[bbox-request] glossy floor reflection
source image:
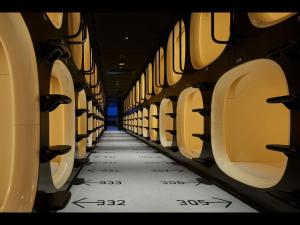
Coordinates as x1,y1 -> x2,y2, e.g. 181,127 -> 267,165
60,130 -> 256,212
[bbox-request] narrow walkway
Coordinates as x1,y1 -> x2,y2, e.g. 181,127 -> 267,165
60,131 -> 256,212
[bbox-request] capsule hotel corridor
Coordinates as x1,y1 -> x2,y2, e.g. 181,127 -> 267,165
2,11 -> 300,214
60,130 -> 255,212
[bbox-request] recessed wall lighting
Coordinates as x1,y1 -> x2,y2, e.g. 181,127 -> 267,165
119,62 -> 125,66
125,36 -> 129,40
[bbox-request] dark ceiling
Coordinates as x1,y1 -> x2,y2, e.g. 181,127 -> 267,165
94,13 -> 177,101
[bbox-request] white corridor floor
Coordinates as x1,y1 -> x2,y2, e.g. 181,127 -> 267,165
60,130 -> 256,212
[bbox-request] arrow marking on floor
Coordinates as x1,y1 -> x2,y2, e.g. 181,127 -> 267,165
201,197 -> 232,208
195,177 -> 213,185
151,169 -> 184,173
83,180 -> 122,186
177,198 -> 232,208
182,180 -> 201,185
93,155 -> 116,158
87,169 -> 120,173
73,198 -> 96,208
160,178 -> 208,186
183,178 -> 213,186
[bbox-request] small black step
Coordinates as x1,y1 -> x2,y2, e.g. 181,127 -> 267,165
76,134 -> 89,142
266,95 -> 300,110
34,190 -> 71,212
40,95 -> 72,112
151,128 -> 159,131
40,145 -> 72,163
76,109 -> 89,117
192,108 -> 211,116
39,40 -> 70,63
74,82 -> 89,92
165,113 -> 176,118
165,129 -> 176,135
192,133 -> 211,142
152,115 -> 159,119
87,113 -> 95,118
266,144 -> 300,157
